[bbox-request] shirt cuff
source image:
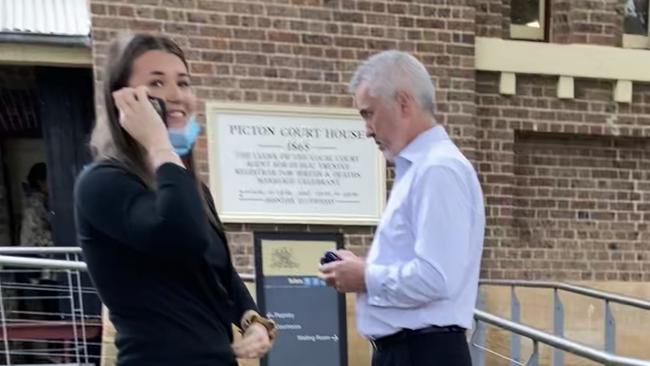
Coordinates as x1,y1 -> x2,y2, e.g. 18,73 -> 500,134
365,263 -> 390,306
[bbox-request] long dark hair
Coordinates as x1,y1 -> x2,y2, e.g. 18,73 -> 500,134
91,33 -> 218,227
27,162 -> 47,191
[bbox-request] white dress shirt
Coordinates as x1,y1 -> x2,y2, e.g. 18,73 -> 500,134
356,125 -> 485,338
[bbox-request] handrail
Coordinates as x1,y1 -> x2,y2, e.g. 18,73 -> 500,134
0,255 -> 649,364
1,256 -> 647,311
0,254 -> 255,281
0,247 -> 83,255
474,310 -> 650,366
0,255 -> 86,271
480,279 -> 650,311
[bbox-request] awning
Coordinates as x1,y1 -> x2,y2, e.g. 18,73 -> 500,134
0,0 -> 90,45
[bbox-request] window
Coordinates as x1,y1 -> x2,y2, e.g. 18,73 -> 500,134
623,0 -> 650,48
510,0 -> 546,41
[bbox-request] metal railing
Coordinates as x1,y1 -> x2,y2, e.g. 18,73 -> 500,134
0,247 -> 98,365
471,310 -> 650,366
0,255 -> 87,271
1,249 -> 649,366
0,248 -> 83,256
478,279 -> 650,366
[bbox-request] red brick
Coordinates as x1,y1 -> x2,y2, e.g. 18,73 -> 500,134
161,0 -> 196,8
269,31 -> 299,43
90,3 -> 106,15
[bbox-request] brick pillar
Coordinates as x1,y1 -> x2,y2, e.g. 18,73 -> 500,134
551,0 -> 624,46
477,0 -> 507,38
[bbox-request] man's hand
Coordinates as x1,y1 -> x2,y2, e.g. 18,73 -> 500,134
318,250 -> 366,293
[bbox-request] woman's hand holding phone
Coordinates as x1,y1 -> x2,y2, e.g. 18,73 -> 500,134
112,86 -> 183,169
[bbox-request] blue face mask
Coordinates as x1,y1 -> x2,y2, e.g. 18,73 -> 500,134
168,117 -> 201,156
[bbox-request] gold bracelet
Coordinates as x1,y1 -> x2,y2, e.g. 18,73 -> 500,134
241,310 -> 277,341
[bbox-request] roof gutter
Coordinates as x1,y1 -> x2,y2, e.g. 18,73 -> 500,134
0,33 -> 90,47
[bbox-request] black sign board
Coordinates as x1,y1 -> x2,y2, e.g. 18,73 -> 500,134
254,232 -> 347,366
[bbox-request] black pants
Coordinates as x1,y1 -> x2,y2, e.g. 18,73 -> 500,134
371,331 -> 472,366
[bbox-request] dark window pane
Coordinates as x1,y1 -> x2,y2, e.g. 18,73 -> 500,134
511,0 -> 541,26
624,0 -> 649,35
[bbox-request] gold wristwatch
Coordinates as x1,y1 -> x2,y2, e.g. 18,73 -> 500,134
241,310 -> 277,341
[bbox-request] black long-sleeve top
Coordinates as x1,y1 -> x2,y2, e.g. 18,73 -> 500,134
74,161 -> 257,366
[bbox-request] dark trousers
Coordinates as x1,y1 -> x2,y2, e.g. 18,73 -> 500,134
371,331 -> 472,366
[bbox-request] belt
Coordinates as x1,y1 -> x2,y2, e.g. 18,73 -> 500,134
369,325 -> 466,351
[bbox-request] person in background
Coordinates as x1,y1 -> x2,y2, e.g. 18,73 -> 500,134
20,162 -> 52,248
74,33 -> 275,366
320,50 -> 485,366
14,162 -> 56,361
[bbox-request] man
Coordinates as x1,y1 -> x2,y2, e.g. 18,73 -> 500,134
319,50 -> 485,366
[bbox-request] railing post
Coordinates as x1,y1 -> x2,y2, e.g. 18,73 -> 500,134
71,253 -> 89,363
605,300 -> 616,354
0,280 -> 11,365
511,286 -> 521,366
470,319 -> 486,366
471,290 -> 486,366
553,288 -> 565,366
526,340 -> 539,366
476,286 -> 485,311
65,253 -> 81,363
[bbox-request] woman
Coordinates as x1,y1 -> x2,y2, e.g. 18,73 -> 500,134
75,34 -> 275,366
20,162 -> 52,248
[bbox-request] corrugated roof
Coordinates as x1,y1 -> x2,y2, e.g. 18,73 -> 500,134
0,87 -> 40,136
0,0 -> 90,37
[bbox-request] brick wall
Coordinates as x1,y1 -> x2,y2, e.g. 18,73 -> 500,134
477,72 -> 650,280
474,0 -> 650,280
476,0 -> 506,38
476,0 -> 624,45
474,0 -> 513,39
89,0 -> 650,281
513,132 -> 649,281
550,0 -> 623,46
89,0 -> 477,273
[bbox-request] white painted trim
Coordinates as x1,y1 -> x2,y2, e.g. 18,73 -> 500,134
476,37 -> 650,83
510,24 -> 544,40
0,43 -> 91,67
614,80 -> 633,103
557,76 -> 574,99
499,72 -> 516,95
622,34 -> 649,49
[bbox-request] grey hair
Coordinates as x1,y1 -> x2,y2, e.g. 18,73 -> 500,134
348,50 -> 436,116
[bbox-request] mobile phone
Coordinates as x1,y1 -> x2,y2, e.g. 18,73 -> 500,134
320,251 -> 341,265
148,96 -> 167,125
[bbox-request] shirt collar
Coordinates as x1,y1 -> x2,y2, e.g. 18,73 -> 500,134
392,125 -> 448,182
396,125 -> 449,165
